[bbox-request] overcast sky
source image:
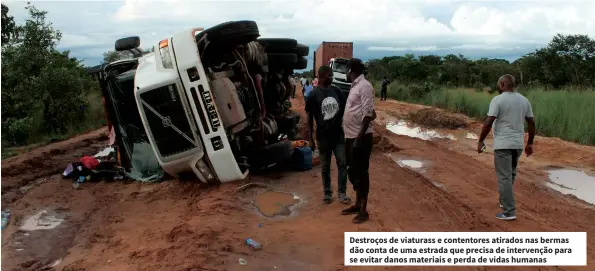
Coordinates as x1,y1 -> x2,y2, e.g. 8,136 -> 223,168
4,0 -> 595,70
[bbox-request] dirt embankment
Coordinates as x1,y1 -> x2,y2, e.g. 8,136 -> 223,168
1,91 -> 594,271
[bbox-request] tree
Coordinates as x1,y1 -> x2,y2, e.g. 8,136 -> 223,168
1,4 -> 16,44
365,34 -> 595,89
1,3 -> 97,145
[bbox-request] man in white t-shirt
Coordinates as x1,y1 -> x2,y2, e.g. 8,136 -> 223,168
477,74 -> 536,221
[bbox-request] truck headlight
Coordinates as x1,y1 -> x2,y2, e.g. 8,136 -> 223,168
195,159 -> 214,181
158,39 -> 173,69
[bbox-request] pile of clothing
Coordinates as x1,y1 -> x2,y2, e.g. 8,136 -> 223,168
62,147 -> 126,186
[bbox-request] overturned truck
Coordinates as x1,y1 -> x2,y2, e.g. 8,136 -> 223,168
89,21 -> 309,183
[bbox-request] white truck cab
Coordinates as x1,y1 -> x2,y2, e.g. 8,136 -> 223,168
117,21 -> 309,184
329,57 -> 352,93
134,28 -> 246,183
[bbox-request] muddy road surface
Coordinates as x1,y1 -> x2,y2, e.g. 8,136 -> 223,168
1,91 -> 594,271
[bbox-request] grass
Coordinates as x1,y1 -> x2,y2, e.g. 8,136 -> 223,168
376,82 -> 595,146
1,90 -> 107,159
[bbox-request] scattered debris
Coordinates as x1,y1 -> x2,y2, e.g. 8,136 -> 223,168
94,147 -> 115,159
238,258 -> 248,265
245,238 -> 262,250
2,210 -> 11,230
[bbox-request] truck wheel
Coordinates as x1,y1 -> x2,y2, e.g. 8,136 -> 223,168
258,38 -> 298,53
276,110 -> 300,134
294,57 -> 307,70
198,20 -> 260,47
296,44 -> 309,57
248,140 -> 294,169
267,53 -> 298,69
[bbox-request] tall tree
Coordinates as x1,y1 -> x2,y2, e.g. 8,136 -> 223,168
1,3 -> 95,145
1,4 -> 16,44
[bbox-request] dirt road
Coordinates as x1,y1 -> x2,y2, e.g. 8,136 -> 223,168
1,90 -> 594,271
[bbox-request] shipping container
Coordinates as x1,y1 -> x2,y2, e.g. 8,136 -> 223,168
313,42 -> 353,77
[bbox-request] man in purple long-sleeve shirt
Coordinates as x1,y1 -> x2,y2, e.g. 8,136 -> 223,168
341,58 -> 375,224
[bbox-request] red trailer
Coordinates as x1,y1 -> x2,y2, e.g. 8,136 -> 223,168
313,42 -> 353,76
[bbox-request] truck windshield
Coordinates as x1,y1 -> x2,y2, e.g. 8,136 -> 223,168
333,61 -> 348,73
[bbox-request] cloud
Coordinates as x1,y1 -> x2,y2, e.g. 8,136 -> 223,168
3,0 -> 595,68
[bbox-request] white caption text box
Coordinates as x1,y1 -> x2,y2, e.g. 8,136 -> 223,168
344,232 -> 587,266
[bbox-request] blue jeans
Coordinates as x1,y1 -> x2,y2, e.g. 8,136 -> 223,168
318,139 -> 348,196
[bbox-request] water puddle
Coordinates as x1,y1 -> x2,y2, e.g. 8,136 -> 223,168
545,169 -> 595,204
20,209 -> 65,231
466,132 -> 479,140
398,160 -> 423,169
253,191 -> 300,217
386,121 -> 456,141
386,154 -> 429,175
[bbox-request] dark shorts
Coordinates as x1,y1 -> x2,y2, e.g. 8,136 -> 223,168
345,133 -> 373,196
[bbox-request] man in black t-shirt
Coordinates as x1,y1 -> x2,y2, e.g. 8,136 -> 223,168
306,66 -> 351,205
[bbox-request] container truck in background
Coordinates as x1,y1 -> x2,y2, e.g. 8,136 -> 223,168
313,42 -> 353,93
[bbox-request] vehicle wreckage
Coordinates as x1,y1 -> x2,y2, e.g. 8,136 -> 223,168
88,21 -> 309,183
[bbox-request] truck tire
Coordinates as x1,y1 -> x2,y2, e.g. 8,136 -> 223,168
295,57 -> 307,70
296,44 -> 309,57
267,53 -> 298,69
198,20 -> 260,47
248,140 -> 294,169
258,38 -> 298,53
275,110 -> 300,134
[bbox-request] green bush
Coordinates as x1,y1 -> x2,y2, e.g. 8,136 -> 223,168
1,3 -> 104,148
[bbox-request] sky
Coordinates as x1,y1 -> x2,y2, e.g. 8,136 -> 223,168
4,0 -> 595,70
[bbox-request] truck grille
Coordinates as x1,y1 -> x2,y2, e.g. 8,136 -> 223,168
139,84 -> 197,158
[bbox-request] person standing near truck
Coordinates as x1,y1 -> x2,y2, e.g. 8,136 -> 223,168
306,66 -> 351,205
341,58 -> 375,224
303,80 -> 313,101
290,76 -> 297,98
477,74 -> 535,221
300,77 -> 307,87
380,76 -> 390,101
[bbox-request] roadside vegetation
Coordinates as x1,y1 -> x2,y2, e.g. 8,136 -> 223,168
0,4 -> 153,159
1,3 -> 105,158
367,34 -> 595,146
